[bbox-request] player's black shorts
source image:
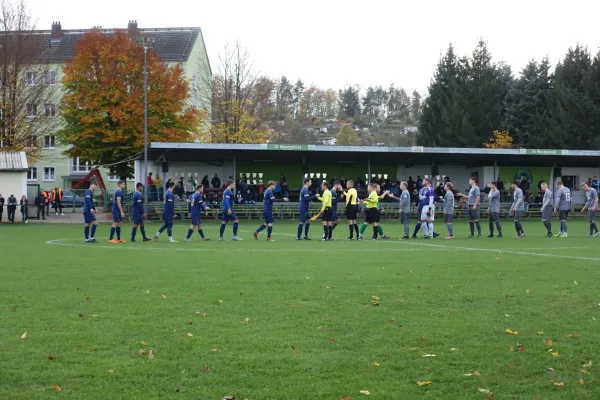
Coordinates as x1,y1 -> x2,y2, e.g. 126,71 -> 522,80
322,207 -> 333,222
366,208 -> 378,224
488,211 -> 499,223
345,205 -> 358,220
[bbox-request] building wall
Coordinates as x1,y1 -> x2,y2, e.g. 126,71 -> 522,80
395,165 -> 484,192
0,171 -> 27,222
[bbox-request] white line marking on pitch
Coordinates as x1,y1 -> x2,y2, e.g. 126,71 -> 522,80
396,240 -> 600,261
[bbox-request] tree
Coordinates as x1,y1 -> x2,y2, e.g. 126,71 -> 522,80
483,129 -> 513,148
336,124 -> 360,145
0,0 -> 58,161
339,85 -> 361,117
59,30 -> 202,179
210,100 -> 269,143
409,90 -> 421,124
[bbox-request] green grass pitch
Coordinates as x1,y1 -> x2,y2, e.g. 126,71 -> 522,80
1,220 -> 600,399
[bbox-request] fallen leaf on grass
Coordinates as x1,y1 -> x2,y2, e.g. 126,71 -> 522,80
537,331 -> 544,335
449,348 -> 459,351
138,349 -> 146,355
417,381 -> 432,386
552,352 -> 559,357
583,360 -> 593,368
396,298 -> 405,303
574,280 -> 577,285
580,369 -> 591,374
546,368 -> 555,372
545,339 -> 553,346
371,296 -> 380,302
567,333 -> 579,338
210,348 -> 217,352
161,294 -> 167,299
509,345 -> 515,352
422,354 -> 436,358
478,388 -> 492,394
526,290 -> 531,294
218,300 -> 223,304
372,362 -> 380,367
518,344 -> 526,353
242,318 -> 249,323
140,340 -> 148,347
359,390 -> 371,396
51,384 -> 62,392
579,378 -> 585,385
188,321 -> 193,325
108,369 -> 113,374
408,347 -> 417,351
10,306 -> 16,311
20,332 -> 27,339
505,329 -> 519,335
342,397 -> 352,400
48,355 -> 54,360
464,370 -> 481,376
550,380 -> 564,387
78,313 -> 86,318
146,290 -> 150,294
186,333 -> 193,337
148,349 -> 154,360
203,363 -> 211,373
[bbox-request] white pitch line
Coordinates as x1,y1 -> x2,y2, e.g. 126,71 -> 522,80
396,240 -> 600,261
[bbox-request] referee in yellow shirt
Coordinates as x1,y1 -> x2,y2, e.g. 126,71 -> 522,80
312,181 -> 333,241
343,180 -> 359,240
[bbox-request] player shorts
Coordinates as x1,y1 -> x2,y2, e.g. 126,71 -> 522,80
83,212 -> 96,224
488,211 -> 500,223
191,213 -> 201,226
559,210 -> 569,220
331,209 -> 338,221
322,207 -> 333,222
588,210 -> 596,222
513,210 -> 524,222
222,210 -> 238,222
467,208 -> 480,221
112,210 -> 122,223
345,205 -> 358,220
299,210 -> 310,223
134,213 -> 144,224
421,205 -> 435,221
400,211 -> 409,224
366,208 -> 378,224
444,213 -> 453,223
263,211 -> 274,224
541,208 -> 553,222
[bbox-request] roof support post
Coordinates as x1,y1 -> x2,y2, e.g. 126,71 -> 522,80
367,157 -> 371,185
232,155 -> 237,196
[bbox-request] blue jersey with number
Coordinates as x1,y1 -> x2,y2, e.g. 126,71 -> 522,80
299,187 -> 313,211
133,191 -> 143,216
83,189 -> 95,213
191,192 -> 203,215
112,189 -> 122,213
163,190 -> 174,216
222,188 -> 233,212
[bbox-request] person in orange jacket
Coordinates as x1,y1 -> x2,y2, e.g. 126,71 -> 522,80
52,186 -> 64,215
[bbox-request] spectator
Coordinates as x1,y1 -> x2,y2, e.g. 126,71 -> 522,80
52,186 -> 64,216
340,176 -> 347,189
256,180 -> 266,201
147,172 -> 153,186
411,189 -> 419,206
185,180 -> 194,197
586,177 -> 592,187
519,176 -> 530,192
593,176 -> 599,190
444,176 -> 451,184
534,192 -> 543,205
173,183 -> 184,200
235,190 -> 243,203
7,194 -> 16,223
408,176 -> 415,192
211,174 -> 221,189
20,195 -> 28,224
282,182 -> 289,199
280,174 -> 287,186
496,178 -> 503,191
0,193 -> 4,223
416,176 -> 423,190
43,189 -> 51,215
202,175 -> 210,188
274,181 -> 282,198
35,192 -> 46,220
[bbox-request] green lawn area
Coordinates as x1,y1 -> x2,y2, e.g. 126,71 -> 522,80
1,219 -> 600,399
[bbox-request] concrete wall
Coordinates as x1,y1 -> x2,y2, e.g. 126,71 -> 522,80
395,165 -> 485,192
0,171 -> 27,222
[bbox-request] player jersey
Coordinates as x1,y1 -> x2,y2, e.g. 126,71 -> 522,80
320,189 -> 332,211
222,188 -> 233,212
541,189 -> 553,210
421,186 -> 435,206
344,188 -> 357,205
264,188 -> 276,213
133,191 -> 143,215
555,187 -> 571,211
112,188 -> 122,213
163,190 -> 174,216
488,189 -> 500,213
443,191 -> 455,214
586,188 -> 598,209
83,189 -> 95,213
364,191 -> 379,208
330,189 -> 338,209
299,187 -> 313,210
191,192 -> 203,215
468,185 -> 480,206
399,189 -> 410,212
512,188 -> 524,211
417,187 -> 426,207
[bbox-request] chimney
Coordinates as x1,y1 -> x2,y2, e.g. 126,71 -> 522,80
51,21 -> 63,40
128,20 -> 139,37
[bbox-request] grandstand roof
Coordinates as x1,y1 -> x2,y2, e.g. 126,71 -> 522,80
146,143 -> 600,167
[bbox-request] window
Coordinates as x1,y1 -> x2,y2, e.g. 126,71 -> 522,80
25,72 -> 37,86
26,103 -> 37,117
71,157 -> 92,173
43,167 -> 55,181
562,175 -> 578,190
45,104 -> 56,117
43,70 -> 57,85
43,135 -> 56,149
27,167 -> 37,181
109,175 -> 119,181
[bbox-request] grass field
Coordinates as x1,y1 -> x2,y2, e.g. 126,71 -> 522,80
1,219 -> 600,399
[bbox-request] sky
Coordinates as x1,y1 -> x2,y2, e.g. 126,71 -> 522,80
26,0 -> 600,95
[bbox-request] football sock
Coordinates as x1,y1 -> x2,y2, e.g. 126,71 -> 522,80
219,224 -> 226,237
323,225 -> 328,237
469,223 -> 474,236
187,229 -> 194,239
84,226 -> 90,240
298,224 -> 304,238
448,223 -> 453,236
489,222 -> 494,235
428,223 -> 434,235
132,227 -> 137,240
354,224 -> 359,237
140,226 -> 146,238
304,223 -> 310,236
110,227 -> 115,240
421,222 -> 429,236
328,226 -> 333,240
348,225 -> 354,238
590,223 -> 595,235
116,227 -> 121,240
267,226 -> 273,238
331,222 -> 337,231
404,222 -> 410,237
256,224 -> 266,233
359,223 -> 367,235
372,225 -> 378,239
475,222 -> 481,235
90,225 -> 97,238
495,222 -> 502,235
198,229 -> 205,238
413,223 -> 421,236
378,226 -> 384,236
233,222 -> 239,236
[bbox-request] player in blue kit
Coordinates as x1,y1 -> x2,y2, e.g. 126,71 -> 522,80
109,180 -> 126,243
83,181 -> 98,243
186,184 -> 211,241
220,180 -> 242,241
297,178 -> 316,240
254,181 -> 288,241
420,178 -> 436,239
154,181 -> 177,242
131,182 -> 151,242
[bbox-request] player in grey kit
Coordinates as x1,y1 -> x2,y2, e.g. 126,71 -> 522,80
388,181 -> 411,239
443,182 -> 455,239
553,180 -> 571,237
459,177 -> 481,238
509,181 -> 526,238
487,181 -> 503,237
580,183 -> 599,237
540,182 -> 554,237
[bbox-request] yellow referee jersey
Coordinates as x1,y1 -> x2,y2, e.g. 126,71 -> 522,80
320,190 -> 332,211
344,188 -> 358,205
363,191 -> 379,208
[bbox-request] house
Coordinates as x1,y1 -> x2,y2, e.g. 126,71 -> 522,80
19,21 -> 211,189
0,152 -> 28,221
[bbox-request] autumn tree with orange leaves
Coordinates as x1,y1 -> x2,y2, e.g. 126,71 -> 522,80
59,31 -> 205,179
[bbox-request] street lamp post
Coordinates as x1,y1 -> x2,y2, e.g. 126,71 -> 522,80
135,36 -> 155,210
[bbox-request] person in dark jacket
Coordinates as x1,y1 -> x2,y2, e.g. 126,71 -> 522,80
20,195 -> 28,224
7,194 -> 17,223
0,193 -> 4,222
35,192 -> 46,220
211,174 -> 221,189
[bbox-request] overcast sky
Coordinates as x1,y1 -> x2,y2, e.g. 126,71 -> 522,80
27,0 -> 600,95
